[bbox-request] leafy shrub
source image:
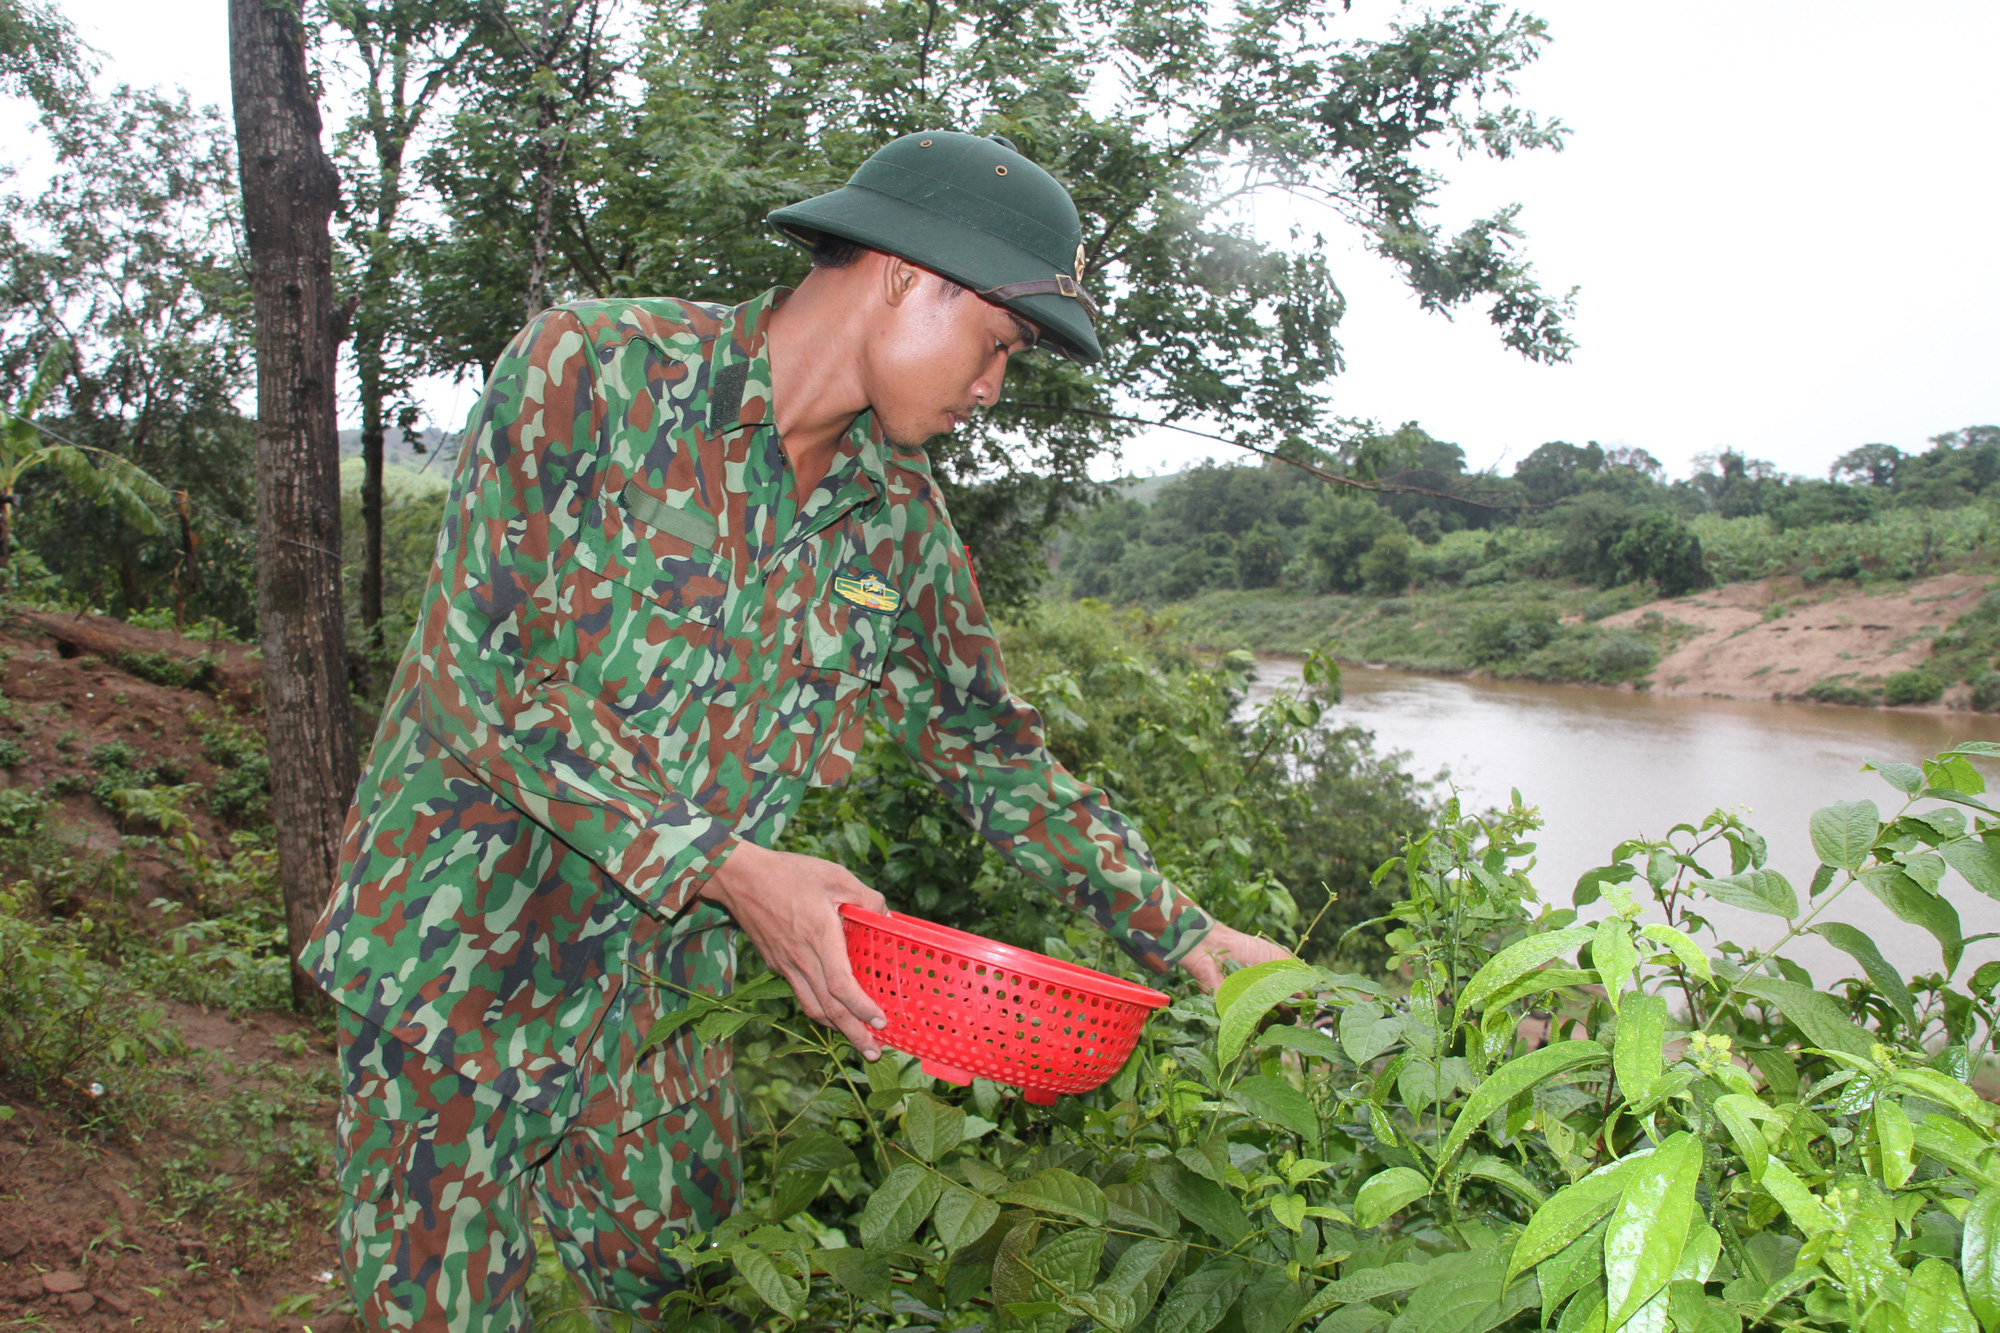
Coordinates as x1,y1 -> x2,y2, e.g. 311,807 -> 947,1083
108,649 -> 217,691
1468,604 -> 1560,662
1609,510 -> 1709,595
664,744 -> 2000,1333
1883,667 -> 1945,705
1358,532 -> 1414,595
1589,630 -> 1657,679
1971,672 -> 2000,711
0,883 -> 178,1111
0,736 -> 24,769
193,707 -> 270,827
1805,676 -> 1881,706
0,788 -> 45,839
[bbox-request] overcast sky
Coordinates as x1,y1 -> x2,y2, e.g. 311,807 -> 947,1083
25,1 -> 2000,483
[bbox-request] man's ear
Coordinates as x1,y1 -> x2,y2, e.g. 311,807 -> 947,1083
879,254 -> 923,308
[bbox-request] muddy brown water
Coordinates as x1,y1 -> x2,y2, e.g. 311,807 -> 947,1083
1246,658 -> 2000,984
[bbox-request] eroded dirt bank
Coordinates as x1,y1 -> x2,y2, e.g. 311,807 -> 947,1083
1601,572 -> 1988,702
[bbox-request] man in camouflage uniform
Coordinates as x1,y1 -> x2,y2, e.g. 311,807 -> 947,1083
309,130 -> 1286,1331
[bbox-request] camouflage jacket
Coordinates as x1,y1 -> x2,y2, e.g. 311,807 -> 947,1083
306,289 -> 1214,1123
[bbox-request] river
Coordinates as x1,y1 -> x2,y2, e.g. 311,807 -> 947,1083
1246,658 -> 2000,983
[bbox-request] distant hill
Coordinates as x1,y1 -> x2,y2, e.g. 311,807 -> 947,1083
336,426 -> 459,469
1105,472 -> 1187,505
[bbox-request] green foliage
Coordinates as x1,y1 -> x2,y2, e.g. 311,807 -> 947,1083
192,707 -> 271,828
1971,673 -> 2000,712
411,0 -> 1573,599
1883,669 -> 1945,706
660,743 -> 2000,1333
0,881 -> 179,1113
1805,676 -> 1883,707
0,85 -> 258,631
151,1057 -> 337,1271
784,601 -> 1431,956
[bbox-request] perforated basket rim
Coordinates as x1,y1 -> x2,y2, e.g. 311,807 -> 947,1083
838,904 -> 1170,1010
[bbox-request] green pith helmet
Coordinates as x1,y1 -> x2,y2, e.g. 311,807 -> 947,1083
768,131 -> 1102,364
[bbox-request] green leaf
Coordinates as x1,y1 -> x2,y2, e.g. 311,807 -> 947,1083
1341,1003 -> 1405,1063
1604,1133 -> 1702,1333
1269,1192 -> 1308,1232
1757,1159 -> 1833,1235
1942,837 -> 2000,902
1465,1155 -> 1547,1206
1928,754 -> 1990,795
1099,1238 -> 1183,1330
1299,1262 -> 1430,1321
1875,1098 -> 1915,1189
1228,1074 -> 1320,1145
1964,1185 -> 2000,1333
1893,1068 -> 1995,1124
1712,1094 -> 1782,1183
1595,919 -> 1640,1012
1435,1040 -> 1612,1176
1861,866 -> 1965,972
1036,1227 -> 1107,1296
1390,1246 -> 1537,1333
992,1220 -> 1045,1306
997,1168 -> 1109,1225
1811,800 -> 1882,871
1916,1116 -> 2000,1186
858,1161 -> 944,1248
1216,959 -> 1322,1065
768,1168 -> 828,1222
693,1007 -> 759,1043
732,1244 -> 805,1321
1614,993 -> 1668,1105
1105,1181 -> 1179,1237
1734,979 -> 1875,1059
1151,1160 -> 1251,1244
1257,1022 -> 1346,1063
1508,1159 -> 1641,1286
774,1131 -> 856,1175
640,1008 -> 700,1053
1637,924 -> 1712,984
1811,923 -> 1919,1030
1355,1166 -> 1430,1229
934,1182 -> 1001,1253
904,1091 -> 966,1162
1457,926 -> 1593,1016
1870,759 -> 1927,795
1691,869 -> 1798,919
1539,1225 -> 1607,1324
1154,1255 -> 1252,1333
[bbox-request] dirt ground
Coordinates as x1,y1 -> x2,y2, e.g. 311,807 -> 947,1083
0,610 -> 351,1331
0,1005 -> 347,1332
1601,572 -> 1990,702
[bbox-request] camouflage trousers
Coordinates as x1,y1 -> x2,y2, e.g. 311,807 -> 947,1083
334,1009 -> 740,1332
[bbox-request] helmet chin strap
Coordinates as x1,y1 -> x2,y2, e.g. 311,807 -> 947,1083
976,274 -> 1100,320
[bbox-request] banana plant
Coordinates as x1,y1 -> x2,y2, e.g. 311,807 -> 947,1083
0,341 -> 171,567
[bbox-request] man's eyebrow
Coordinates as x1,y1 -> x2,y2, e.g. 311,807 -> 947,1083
1006,313 -> 1039,349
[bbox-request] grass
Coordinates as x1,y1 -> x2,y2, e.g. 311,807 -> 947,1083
1156,581 -> 1674,685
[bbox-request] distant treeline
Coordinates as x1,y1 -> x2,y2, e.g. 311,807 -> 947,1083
1056,423 -> 2000,604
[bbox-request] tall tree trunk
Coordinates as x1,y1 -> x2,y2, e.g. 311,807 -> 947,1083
229,0 -> 360,1015
357,336 -> 386,647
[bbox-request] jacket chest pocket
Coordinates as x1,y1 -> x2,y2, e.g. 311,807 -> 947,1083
570,533 -> 732,718
799,599 -> 888,684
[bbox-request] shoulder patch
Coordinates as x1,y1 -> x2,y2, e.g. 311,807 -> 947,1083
708,359 -> 749,433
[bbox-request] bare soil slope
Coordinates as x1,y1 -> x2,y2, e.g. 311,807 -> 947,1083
1601,572 -> 1988,701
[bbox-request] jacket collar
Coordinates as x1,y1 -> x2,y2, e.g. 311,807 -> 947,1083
707,287 -> 886,497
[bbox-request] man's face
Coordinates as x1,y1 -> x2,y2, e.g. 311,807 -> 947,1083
864,264 -> 1040,449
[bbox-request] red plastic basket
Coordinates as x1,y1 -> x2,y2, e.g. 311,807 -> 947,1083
839,904 -> 1170,1104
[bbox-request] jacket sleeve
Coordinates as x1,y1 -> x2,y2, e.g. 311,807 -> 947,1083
411,308 -> 737,915
872,522 -> 1215,974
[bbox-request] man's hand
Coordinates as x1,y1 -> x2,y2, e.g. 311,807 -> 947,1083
1176,922 -> 1295,993
699,843 -> 889,1058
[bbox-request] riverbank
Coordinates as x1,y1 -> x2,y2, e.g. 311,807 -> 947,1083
1159,567 -> 2000,706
